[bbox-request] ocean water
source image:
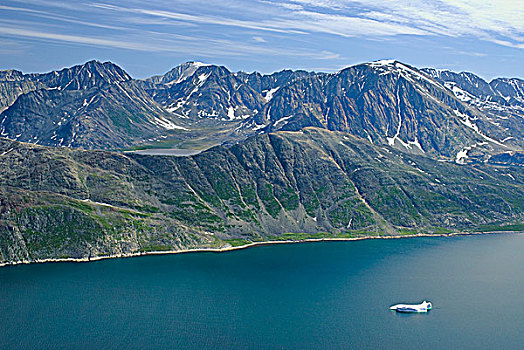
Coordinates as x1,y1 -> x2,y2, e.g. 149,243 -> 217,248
1,233 -> 524,349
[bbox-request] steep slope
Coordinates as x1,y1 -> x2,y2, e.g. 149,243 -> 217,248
0,70 -> 46,113
145,62 -> 265,121
1,60 -> 522,159
235,69 -> 317,99
422,68 -> 524,107
136,62 -> 321,150
490,78 -> 524,106
244,60 -> 521,162
422,68 -> 524,150
1,129 -> 522,264
0,61 -> 188,149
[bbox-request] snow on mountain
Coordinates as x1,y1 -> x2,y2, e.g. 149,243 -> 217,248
162,61 -> 211,86
1,59 -> 522,159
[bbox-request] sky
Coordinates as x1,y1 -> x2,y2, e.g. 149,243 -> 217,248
0,0 -> 523,80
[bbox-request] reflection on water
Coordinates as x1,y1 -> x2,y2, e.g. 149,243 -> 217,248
391,310 -> 432,318
125,148 -> 203,156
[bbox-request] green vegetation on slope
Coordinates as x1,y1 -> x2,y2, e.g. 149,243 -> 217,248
0,128 -> 523,264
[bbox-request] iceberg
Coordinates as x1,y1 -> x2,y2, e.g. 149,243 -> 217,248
389,301 -> 432,313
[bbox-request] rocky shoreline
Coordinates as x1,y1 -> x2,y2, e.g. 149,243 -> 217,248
2,230 -> 517,268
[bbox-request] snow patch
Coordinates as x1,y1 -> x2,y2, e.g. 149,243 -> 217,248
263,87 -> 279,101
456,148 -> 469,164
364,130 -> 373,144
82,95 -> 96,108
166,62 -> 210,85
368,59 -> 395,66
81,199 -> 119,209
386,88 -> 403,146
407,138 -> 425,153
227,106 -> 235,120
455,142 -> 488,164
152,117 -> 188,130
252,123 -> 268,131
198,72 -> 209,84
368,61 -> 443,89
395,62 -> 442,88
385,87 -> 425,153
445,82 -> 473,102
453,110 -> 504,146
274,115 -> 293,127
414,167 -> 427,175
0,148 -> 14,156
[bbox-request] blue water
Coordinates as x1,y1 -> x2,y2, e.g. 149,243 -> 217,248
1,233 -> 524,349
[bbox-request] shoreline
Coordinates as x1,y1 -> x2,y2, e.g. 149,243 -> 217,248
1,231 -> 522,268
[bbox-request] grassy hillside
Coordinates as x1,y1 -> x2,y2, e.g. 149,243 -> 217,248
1,128 -> 523,264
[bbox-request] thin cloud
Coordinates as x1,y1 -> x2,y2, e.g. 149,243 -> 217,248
90,3 -> 309,34
0,4 -> 52,14
0,26 -> 166,51
279,0 -> 524,47
0,39 -> 28,55
91,2 -> 431,37
0,24 -> 344,61
6,1 -> 521,50
1,0 -> 521,79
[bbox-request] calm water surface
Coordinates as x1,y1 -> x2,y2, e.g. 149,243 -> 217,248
126,148 -> 202,156
1,233 -> 523,349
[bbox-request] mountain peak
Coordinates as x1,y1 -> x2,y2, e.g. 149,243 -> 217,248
44,60 -> 131,90
161,61 -> 214,85
367,59 -> 398,66
364,60 -> 421,71
185,61 -> 210,68
0,69 -> 25,81
83,59 -> 103,66
78,60 -> 129,77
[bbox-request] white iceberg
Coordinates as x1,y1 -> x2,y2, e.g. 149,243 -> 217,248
389,301 -> 432,313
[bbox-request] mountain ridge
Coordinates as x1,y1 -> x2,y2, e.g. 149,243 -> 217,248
0,60 -> 190,149
1,59 -> 522,158
1,129 -> 522,264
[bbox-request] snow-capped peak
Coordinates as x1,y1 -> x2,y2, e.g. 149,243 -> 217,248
187,61 -> 210,68
163,61 -> 212,86
367,59 -> 396,67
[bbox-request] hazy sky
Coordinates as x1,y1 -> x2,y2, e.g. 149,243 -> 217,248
0,0 -> 523,80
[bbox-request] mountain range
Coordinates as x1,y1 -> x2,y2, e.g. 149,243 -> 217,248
2,59 -> 523,159
0,59 -> 522,264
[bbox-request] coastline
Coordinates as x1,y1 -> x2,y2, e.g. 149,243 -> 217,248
1,230 -> 521,268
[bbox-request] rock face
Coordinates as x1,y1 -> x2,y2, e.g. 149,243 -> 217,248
144,62 -> 264,121
0,70 -> 46,113
422,68 -> 524,151
1,130 -> 522,264
142,62 -> 315,122
1,60 -> 523,159
0,61 -> 188,150
245,61 -> 523,161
